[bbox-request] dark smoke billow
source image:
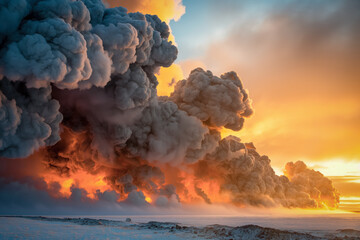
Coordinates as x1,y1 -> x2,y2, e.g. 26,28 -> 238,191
0,0 -> 339,211
169,68 -> 253,131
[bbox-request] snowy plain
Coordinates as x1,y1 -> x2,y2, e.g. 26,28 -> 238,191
1,215 -> 360,239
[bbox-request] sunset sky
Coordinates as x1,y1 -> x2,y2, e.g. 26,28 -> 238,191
166,0 -> 360,212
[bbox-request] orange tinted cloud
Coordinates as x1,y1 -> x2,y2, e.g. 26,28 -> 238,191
199,1 -> 360,169
178,59 -> 207,77
222,98 -> 360,167
330,178 -> 360,212
105,0 -> 185,22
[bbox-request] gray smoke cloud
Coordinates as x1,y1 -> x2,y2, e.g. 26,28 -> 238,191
170,68 -> 253,131
125,100 -> 219,164
0,0 -> 339,210
0,0 -> 181,160
193,136 -> 339,208
0,79 -> 62,158
284,161 -> 340,208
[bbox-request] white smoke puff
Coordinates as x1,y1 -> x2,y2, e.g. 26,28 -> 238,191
126,100 -> 217,164
170,68 -> 253,131
0,80 -> 62,158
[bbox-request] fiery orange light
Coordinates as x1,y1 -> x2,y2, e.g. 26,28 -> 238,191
171,169 -> 232,205
145,196 -> 153,203
60,179 -> 74,197
42,171 -> 112,199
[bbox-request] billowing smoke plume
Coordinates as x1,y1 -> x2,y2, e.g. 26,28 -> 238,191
192,136 -> 339,208
0,79 -> 62,157
0,0 -> 339,211
170,68 -> 253,131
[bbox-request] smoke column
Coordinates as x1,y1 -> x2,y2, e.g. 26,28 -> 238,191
0,0 -> 339,213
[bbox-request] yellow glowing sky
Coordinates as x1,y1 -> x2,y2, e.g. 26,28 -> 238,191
106,0 -> 360,213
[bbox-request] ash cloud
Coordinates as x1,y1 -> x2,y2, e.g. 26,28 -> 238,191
126,100 -> 219,164
170,68 -> 253,131
193,136 -> 339,208
0,0 -> 180,159
0,79 -> 62,158
0,0 -> 339,210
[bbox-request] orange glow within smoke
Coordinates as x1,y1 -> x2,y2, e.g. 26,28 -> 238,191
27,124 -> 343,212
145,196 -> 153,203
42,171 -> 111,199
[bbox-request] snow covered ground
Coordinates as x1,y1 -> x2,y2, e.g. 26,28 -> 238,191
0,217 -> 199,240
0,216 -> 359,240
